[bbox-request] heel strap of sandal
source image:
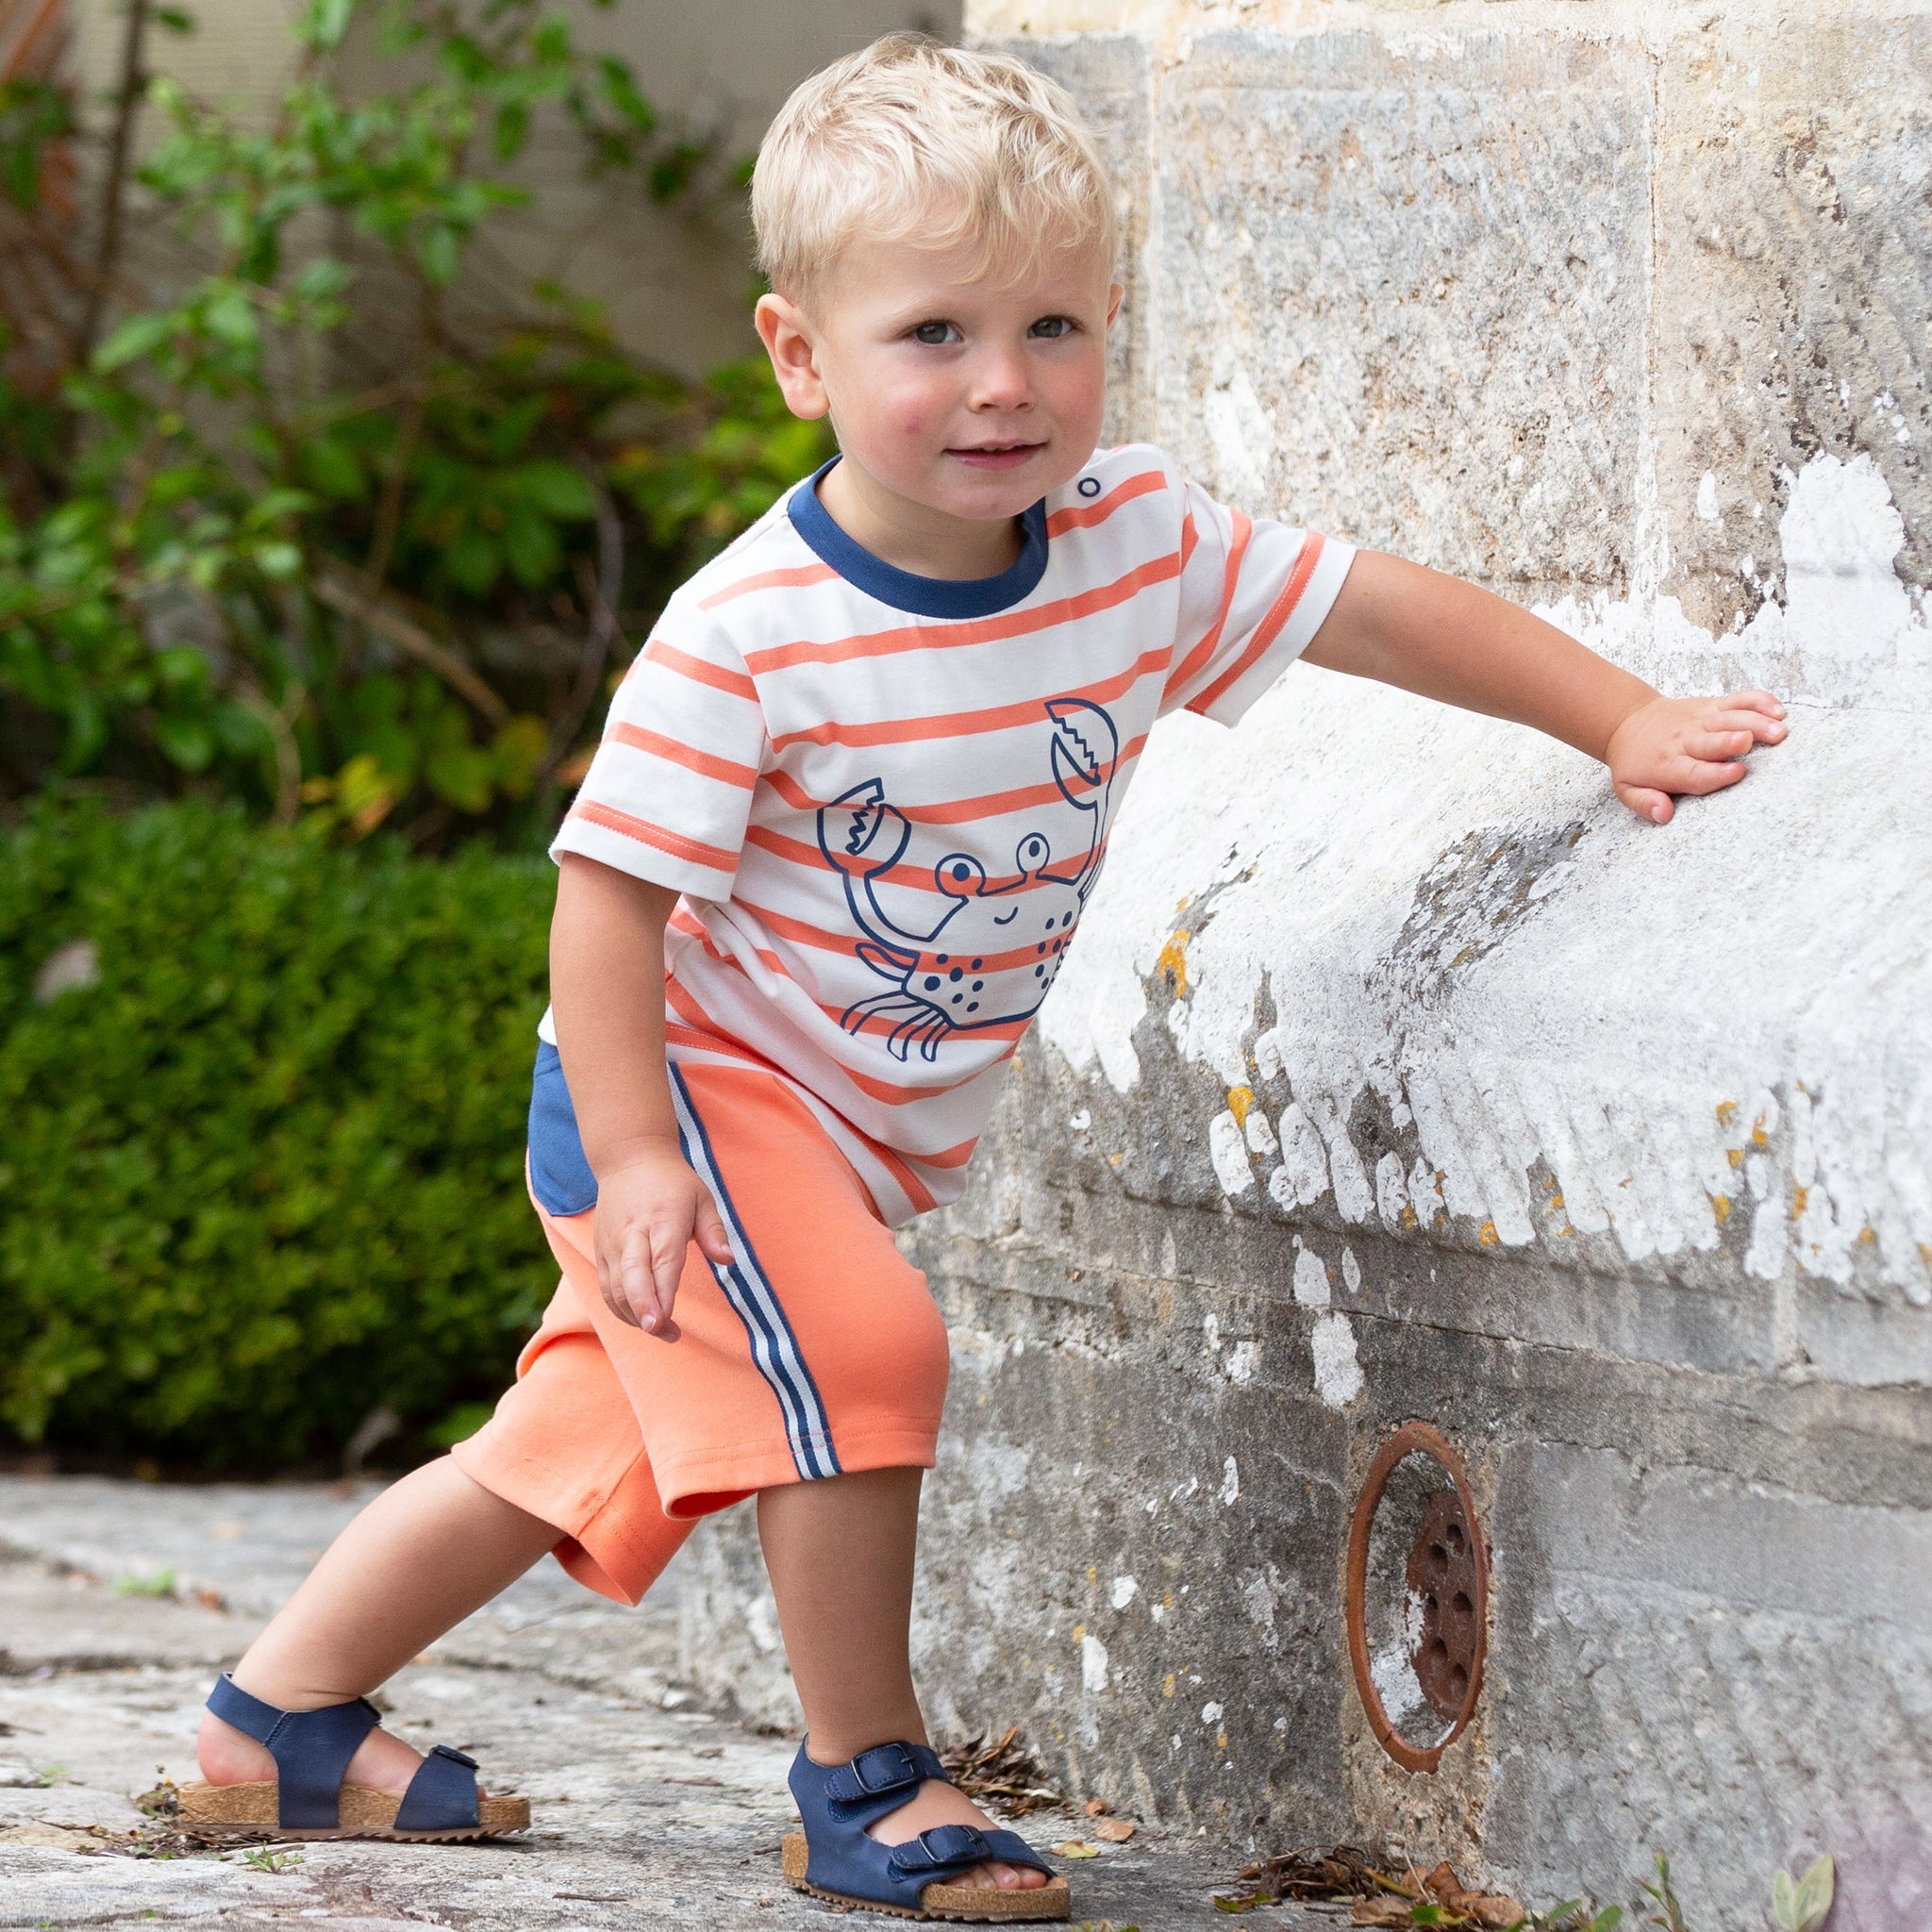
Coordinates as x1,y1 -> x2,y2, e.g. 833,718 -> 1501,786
206,1673 -> 381,1830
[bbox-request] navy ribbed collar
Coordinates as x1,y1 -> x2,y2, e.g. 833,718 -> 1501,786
786,457 -> 1049,618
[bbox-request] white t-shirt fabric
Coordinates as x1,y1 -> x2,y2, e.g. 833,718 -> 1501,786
543,442 -> 1356,1225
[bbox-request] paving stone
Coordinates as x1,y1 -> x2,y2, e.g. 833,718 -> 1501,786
0,1475 -> 1306,1930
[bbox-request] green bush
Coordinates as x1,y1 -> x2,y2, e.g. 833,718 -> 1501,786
0,799 -> 558,1468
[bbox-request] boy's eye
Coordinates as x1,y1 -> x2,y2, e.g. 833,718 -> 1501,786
910,321 -> 961,345
1029,315 -> 1075,340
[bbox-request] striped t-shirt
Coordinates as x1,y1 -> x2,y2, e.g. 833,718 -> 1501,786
543,443 -> 1355,1225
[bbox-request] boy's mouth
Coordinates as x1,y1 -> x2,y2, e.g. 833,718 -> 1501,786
946,441 -> 1045,471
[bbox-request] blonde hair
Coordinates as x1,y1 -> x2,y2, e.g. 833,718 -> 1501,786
752,34 -> 1115,300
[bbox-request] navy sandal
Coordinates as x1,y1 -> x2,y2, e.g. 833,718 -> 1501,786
781,1740 -> 1069,1922
178,1673 -> 529,1840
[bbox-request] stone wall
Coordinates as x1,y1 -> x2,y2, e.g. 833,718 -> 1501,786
677,5 -> 1932,1927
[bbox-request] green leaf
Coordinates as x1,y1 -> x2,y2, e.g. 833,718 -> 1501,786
251,540 -> 303,581
154,7 -> 196,32
492,99 -> 528,160
417,225 -> 460,286
1774,1856 -> 1833,1932
501,506 -> 558,587
489,715 -> 548,799
154,713 -> 215,772
425,739 -> 492,813
443,526 -> 499,595
202,284 -> 258,348
300,437 -> 364,500
295,0 -> 354,50
92,312 -> 175,373
509,460 -> 595,520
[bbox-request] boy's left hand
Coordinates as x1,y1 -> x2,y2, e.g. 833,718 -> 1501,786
1605,691 -> 1788,824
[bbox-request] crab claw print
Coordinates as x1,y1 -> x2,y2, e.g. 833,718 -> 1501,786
817,700 -> 1121,1062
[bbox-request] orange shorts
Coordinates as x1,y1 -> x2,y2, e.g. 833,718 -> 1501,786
452,1055 -> 950,1606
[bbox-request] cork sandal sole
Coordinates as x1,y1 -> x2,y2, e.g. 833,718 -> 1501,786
782,1832 -> 1071,1923
177,1779 -> 529,1842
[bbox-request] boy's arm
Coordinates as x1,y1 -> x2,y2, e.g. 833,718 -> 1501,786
549,854 -> 732,1339
1302,553 -> 1787,823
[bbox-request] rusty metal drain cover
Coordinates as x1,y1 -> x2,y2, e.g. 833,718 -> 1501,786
1343,1422 -> 1490,1774
1407,1489 -> 1482,1720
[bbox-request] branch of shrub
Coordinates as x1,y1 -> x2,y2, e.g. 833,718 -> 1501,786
536,471 -> 626,788
310,562 -> 509,726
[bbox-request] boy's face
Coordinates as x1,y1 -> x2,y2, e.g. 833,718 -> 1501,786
758,225 -> 1122,531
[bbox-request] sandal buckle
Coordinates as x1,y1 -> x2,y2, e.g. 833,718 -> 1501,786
847,1741 -> 920,1794
919,1824 -> 987,1862
429,1744 -> 479,1770
889,1823 -> 990,1876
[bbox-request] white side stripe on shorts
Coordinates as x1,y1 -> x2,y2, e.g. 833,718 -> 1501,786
668,1067 -> 841,1480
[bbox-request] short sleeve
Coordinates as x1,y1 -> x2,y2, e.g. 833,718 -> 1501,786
1159,475 -> 1357,727
549,608 -> 767,901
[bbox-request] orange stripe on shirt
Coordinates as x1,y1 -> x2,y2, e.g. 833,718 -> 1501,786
666,973 -> 996,1110
767,650 -> 1171,752
763,744 -> 1145,827
609,723 -> 759,790
641,637 -> 758,703
741,823 -> 1112,898
1045,469 -> 1166,537
726,889 -> 1091,979
743,553 -> 1183,675
570,800 -> 740,875
697,561 -> 839,609
1165,508 -> 1253,701
1191,532 -> 1325,715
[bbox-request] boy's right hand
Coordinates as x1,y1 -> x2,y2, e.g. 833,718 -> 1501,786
591,1143 -> 734,1340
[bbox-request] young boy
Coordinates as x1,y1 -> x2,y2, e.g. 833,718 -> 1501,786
181,33 -> 1785,1922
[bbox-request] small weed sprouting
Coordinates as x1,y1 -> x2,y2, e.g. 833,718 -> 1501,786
114,1570 -> 177,1599
1772,1856 -> 1834,1932
1640,1857 -> 1691,1932
31,1764 -> 64,1788
237,1845 -> 305,1874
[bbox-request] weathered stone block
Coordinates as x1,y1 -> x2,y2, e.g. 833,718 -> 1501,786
1153,29 -> 1655,602
1653,13 -> 1932,637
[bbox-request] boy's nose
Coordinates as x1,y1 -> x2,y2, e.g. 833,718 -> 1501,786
966,347 -> 1034,412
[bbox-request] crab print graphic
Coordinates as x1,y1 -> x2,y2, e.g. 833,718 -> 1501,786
815,698 -> 1122,1061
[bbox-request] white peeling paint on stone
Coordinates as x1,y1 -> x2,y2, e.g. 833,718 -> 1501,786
1111,1574 -> 1140,1609
1040,454 -> 1932,1330
1220,1456 -> 1241,1505
1081,1632 -> 1110,1693
1292,1249 -> 1331,1307
1208,1108 -> 1255,1196
1370,1591 -> 1434,1731
1311,1312 -> 1365,1409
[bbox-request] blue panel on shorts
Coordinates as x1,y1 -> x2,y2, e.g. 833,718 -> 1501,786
527,1041 -> 599,1217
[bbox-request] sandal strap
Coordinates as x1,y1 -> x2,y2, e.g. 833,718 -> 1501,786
392,1743 -> 482,1833
887,1823 -> 994,1878
824,1740 -> 947,1809
205,1673 -> 381,1830
885,1824 -> 1056,1881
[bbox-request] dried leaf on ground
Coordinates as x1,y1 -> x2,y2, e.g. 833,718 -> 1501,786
1055,1840 -> 1102,1859
1354,1902 -> 1419,1927
1230,1843 -> 1400,1904
939,1726 -> 1064,1817
1228,1846 -> 1524,1929
1092,1818 -> 1137,1842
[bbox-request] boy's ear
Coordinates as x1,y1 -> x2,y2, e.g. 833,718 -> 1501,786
756,293 -> 830,422
1107,282 -> 1124,330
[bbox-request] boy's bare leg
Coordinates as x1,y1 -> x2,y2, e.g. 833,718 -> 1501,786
196,1457 -> 561,1796
758,1466 -> 1047,1893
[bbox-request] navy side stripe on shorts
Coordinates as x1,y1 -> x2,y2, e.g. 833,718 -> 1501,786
668,1067 -> 841,1481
